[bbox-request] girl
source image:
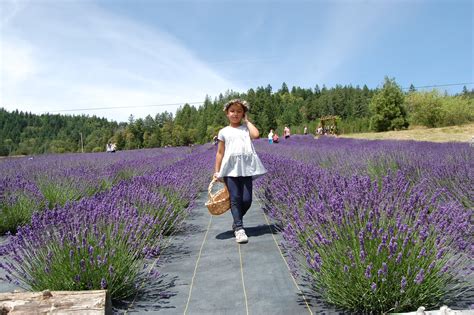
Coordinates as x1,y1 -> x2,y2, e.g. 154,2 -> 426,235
214,99 -> 267,243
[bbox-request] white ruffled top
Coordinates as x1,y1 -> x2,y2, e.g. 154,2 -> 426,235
217,125 -> 267,179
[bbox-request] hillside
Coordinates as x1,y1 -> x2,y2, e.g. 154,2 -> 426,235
339,123 -> 474,143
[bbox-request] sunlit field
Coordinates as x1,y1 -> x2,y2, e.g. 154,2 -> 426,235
339,123 -> 474,143
1,136 -> 472,312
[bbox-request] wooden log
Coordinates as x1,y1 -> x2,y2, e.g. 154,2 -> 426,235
0,290 -> 112,315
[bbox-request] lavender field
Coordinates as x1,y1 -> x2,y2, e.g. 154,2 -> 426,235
0,136 -> 472,313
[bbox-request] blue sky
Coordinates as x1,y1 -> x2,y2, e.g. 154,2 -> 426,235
1,0 -> 472,123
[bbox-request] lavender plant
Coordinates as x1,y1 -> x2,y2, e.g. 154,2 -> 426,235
0,195 -> 164,300
0,175 -> 45,234
256,145 -> 472,312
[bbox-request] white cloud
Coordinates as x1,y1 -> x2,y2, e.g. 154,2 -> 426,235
0,1 -> 241,122
1,38 -> 38,83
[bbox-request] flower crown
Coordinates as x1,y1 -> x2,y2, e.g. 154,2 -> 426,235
223,99 -> 250,112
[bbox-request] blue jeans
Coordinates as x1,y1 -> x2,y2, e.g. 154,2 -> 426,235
224,176 -> 253,231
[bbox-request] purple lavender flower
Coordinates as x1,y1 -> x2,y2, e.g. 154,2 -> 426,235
436,247 -> 446,259
382,262 -> 388,275
417,247 -> 427,258
377,243 -> 384,254
388,237 -> 398,256
80,259 -> 86,272
371,282 -> 377,292
414,269 -> 425,285
365,263 -> 372,279
99,234 -> 106,248
358,230 -> 365,249
401,276 -> 407,291
377,268 -> 384,277
419,227 -> 429,242
347,250 -> 355,263
428,261 -> 436,271
100,278 -> 107,289
396,252 -> 403,264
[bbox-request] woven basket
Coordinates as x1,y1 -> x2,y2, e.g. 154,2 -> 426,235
205,179 -> 231,215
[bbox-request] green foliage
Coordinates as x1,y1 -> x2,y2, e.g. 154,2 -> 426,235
369,77 -> 409,131
0,194 -> 40,234
302,217 -> 465,313
137,187 -> 190,236
405,91 -> 474,127
23,221 -> 146,300
291,186 -> 469,313
38,177 -> 109,209
405,90 -> 443,127
336,117 -> 371,134
1,80 -> 471,155
439,96 -> 474,126
0,109 -> 118,155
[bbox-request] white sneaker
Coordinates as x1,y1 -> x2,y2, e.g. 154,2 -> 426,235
235,229 -> 248,243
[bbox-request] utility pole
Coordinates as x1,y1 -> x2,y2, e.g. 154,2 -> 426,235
80,132 -> 84,153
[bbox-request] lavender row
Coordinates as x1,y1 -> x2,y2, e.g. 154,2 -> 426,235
255,136 -> 473,208
254,137 -> 472,312
0,146 -> 202,234
0,145 -> 214,301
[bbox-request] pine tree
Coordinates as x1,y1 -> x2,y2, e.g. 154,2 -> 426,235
369,77 -> 409,131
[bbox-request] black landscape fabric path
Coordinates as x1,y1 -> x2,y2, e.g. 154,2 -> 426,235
128,192 -> 324,315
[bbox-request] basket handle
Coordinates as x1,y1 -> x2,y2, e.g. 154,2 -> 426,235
208,178 -> 225,199
208,178 -> 218,199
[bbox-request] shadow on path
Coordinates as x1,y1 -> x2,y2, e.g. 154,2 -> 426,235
214,223 -> 280,240
114,274 -> 179,313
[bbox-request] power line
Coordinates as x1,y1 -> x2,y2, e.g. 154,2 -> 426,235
401,82 -> 473,90
48,101 -> 204,113
44,82 -> 473,113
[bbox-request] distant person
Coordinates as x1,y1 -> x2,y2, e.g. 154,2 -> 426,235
317,126 -> 323,135
268,129 -> 274,144
106,143 -> 112,152
304,126 -> 308,135
284,126 -> 291,139
110,143 -> 116,153
214,99 -> 267,243
213,135 -> 218,146
316,126 -> 323,138
272,132 -> 279,143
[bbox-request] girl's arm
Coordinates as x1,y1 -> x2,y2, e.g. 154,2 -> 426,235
214,140 -> 225,179
243,115 -> 260,139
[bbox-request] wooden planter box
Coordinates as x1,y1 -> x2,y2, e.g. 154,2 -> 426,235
0,290 -> 112,314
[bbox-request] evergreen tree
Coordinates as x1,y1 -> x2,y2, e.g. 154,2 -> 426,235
462,85 -> 469,95
369,77 -> 409,131
279,82 -> 289,94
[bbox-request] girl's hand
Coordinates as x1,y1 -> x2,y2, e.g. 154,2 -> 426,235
213,172 -> 223,182
242,113 -> 249,123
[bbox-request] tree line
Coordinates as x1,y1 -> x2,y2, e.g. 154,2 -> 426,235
1,77 -> 473,156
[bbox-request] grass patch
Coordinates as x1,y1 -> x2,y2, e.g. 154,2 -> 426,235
340,123 -> 474,143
